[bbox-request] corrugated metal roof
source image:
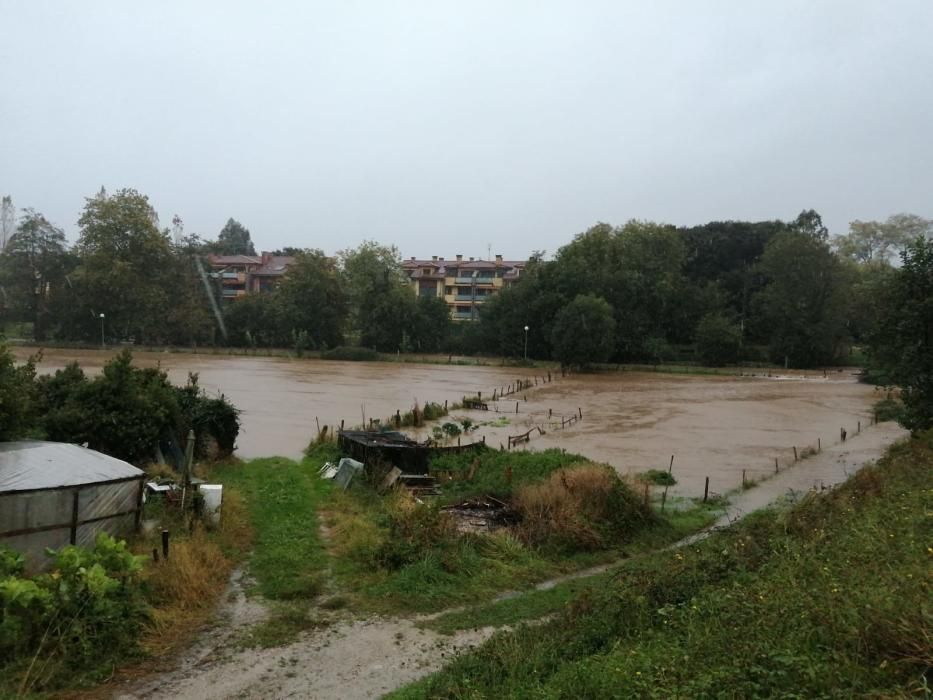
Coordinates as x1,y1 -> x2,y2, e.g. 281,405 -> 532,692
0,442 -> 143,493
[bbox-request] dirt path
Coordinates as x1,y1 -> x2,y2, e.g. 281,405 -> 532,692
111,422 -> 906,700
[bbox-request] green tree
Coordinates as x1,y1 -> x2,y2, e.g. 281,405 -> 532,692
66,189 -> 175,343
550,295 -> 616,368
339,242 -> 415,351
275,250 -> 346,349
694,313 -> 742,366
868,237 -> 933,433
790,209 -> 829,241
409,295 -> 451,352
0,345 -> 38,440
835,213 -> 931,265
0,210 -> 73,339
214,218 -> 257,256
223,292 -> 284,347
756,231 -> 849,367
478,259 -> 564,359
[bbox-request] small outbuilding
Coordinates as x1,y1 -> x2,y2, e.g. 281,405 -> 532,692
0,441 -> 145,572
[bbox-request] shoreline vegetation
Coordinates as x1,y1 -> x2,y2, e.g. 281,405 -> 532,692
0,363 -> 919,698
7,338 -> 868,380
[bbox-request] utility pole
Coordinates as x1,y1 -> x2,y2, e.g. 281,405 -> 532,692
0,196 -> 14,251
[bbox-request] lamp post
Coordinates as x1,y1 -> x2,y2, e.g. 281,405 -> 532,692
523,325 -> 529,360
99,313 -> 105,349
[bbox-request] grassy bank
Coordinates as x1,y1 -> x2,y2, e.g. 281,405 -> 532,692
392,432 -> 932,698
213,445 -> 719,617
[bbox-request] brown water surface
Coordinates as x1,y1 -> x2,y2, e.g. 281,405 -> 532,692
15,348 -> 533,459
16,348 -> 883,497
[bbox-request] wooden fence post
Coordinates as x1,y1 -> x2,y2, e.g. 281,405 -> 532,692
774,457 -> 779,473
703,476 -> 709,503
516,402 -> 519,414
793,446 -> 798,462
742,469 -> 747,489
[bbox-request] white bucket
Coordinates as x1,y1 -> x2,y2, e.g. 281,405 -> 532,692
200,484 -> 223,526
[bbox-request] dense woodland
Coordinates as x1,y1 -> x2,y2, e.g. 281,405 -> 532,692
0,188 -> 931,428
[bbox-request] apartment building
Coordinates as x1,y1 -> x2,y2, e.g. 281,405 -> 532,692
401,254 -> 526,320
206,252 -> 295,301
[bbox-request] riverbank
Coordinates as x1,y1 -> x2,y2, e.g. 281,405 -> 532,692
100,421 -> 919,700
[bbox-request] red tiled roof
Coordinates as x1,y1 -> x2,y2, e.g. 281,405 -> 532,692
252,256 -> 295,276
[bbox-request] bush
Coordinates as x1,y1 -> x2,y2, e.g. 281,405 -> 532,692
513,465 -> 653,552
0,534 -> 148,693
174,372 -> 240,458
872,393 -> 904,423
638,469 -> 677,486
320,346 -> 380,362
374,494 -> 457,570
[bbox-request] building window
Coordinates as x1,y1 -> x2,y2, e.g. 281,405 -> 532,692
445,286 -> 453,295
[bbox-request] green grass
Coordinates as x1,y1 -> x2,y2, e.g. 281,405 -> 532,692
214,445 -> 340,600
391,432 -> 933,699
430,447 -> 590,504
419,500 -> 722,635
213,445 -> 720,619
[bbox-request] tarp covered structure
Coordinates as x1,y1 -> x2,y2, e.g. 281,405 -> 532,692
0,441 -> 145,572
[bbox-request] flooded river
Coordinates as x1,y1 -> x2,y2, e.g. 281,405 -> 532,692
16,348 -> 884,497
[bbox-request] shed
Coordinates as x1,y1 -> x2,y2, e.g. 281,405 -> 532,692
0,441 -> 145,572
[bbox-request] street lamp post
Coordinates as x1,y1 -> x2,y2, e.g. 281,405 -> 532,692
523,325 -> 529,360
99,313 -> 105,349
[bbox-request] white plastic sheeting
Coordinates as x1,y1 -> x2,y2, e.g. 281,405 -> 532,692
0,442 -> 144,572
0,441 -> 142,492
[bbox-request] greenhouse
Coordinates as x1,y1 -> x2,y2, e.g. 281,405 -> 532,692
0,441 -> 145,572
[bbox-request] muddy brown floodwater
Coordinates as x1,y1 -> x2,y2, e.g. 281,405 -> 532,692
16,348 -> 886,497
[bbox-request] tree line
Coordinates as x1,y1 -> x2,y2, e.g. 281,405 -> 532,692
0,189 -> 450,352
0,189 -> 929,383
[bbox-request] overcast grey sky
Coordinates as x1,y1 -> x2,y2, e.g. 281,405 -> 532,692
1,1 -> 931,258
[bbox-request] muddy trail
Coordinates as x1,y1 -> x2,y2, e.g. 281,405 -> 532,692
109,421 -> 905,700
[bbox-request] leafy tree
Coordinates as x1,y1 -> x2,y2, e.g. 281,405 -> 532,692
0,345 -> 38,440
409,295 -> 451,352
610,221 -> 687,355
223,292 -> 284,347
339,242 -> 415,351
214,218 -> 257,256
835,213 -> 932,265
756,231 -> 849,367
478,260 -> 563,359
276,250 -> 346,349
41,350 -> 180,463
162,236 -> 217,346
790,209 -> 829,241
66,189 -> 175,343
679,219 -> 786,341
550,295 -> 616,368
868,237 -> 933,433
694,313 -> 742,366
0,210 -> 73,339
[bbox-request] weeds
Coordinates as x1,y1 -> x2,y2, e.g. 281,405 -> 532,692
392,431 -> 933,699
513,466 -> 653,552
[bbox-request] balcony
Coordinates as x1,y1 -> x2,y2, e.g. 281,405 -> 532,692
454,295 -> 490,302
454,277 -> 493,285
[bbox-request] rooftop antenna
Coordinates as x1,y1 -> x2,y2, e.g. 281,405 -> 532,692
487,243 -> 491,261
